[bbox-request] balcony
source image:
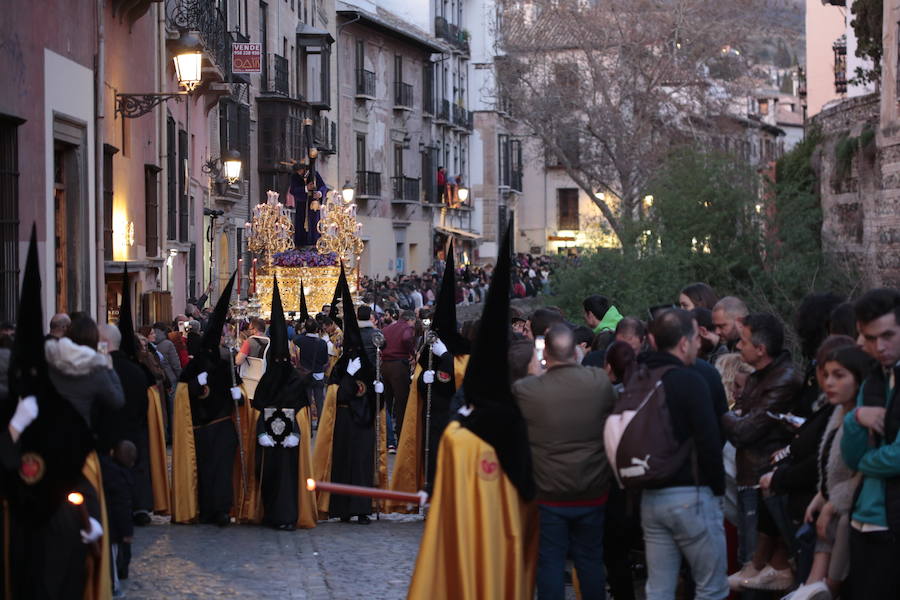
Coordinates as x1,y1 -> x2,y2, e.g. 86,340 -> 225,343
435,16 -> 470,54
314,115 -> 337,155
356,69 -> 376,98
356,170 -> 382,197
391,176 -> 420,203
452,104 -> 473,130
166,0 -> 231,79
273,54 -> 289,96
394,82 -> 414,109
436,99 -> 450,123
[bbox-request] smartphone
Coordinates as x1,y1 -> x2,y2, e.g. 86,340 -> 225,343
766,411 -> 805,428
98,341 -> 109,355
535,335 -> 546,366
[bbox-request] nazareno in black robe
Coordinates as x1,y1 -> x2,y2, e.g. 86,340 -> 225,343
180,348 -> 239,523
328,368 -> 376,519
252,364 -> 308,527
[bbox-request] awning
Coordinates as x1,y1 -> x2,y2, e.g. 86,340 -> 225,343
435,225 -> 482,240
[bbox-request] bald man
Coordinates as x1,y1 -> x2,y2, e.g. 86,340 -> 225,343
47,313 -> 70,340
98,324 -> 156,525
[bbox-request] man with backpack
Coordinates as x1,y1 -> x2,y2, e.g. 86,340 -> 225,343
607,308 -> 727,600
513,323 -> 617,600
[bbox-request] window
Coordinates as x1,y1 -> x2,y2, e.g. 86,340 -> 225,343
758,99 -> 769,115
178,129 -> 189,243
103,144 -> 118,261
394,144 -> 404,177
423,62 -> 434,114
558,188 -> 580,230
219,99 -> 251,173
257,98 -> 305,203
356,134 -> 367,172
167,116 -> 177,240
0,116 -> 21,323
297,38 -> 331,108
145,165 -> 161,257
499,135 -> 522,192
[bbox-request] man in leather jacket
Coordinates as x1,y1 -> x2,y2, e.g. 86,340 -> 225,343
722,312 -> 802,589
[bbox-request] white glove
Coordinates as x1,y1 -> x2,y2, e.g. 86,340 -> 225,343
283,434 -> 300,448
422,370 -> 435,384
431,338 -> 448,357
347,357 -> 362,376
258,433 -> 276,447
9,396 -> 38,434
230,387 -> 242,401
374,381 -> 384,394
197,371 -> 208,386
80,516 -> 103,544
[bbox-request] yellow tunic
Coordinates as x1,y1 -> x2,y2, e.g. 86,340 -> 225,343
146,387 -> 170,514
407,421 -> 538,600
387,356 -> 469,513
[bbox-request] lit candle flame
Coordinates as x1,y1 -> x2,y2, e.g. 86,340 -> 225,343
68,492 -> 84,506
306,478 -> 317,491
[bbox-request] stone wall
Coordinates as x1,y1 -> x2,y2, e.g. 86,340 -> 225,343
809,93 -> 900,287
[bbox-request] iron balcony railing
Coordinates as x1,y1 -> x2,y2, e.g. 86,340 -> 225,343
356,170 -> 382,197
356,69 -> 376,97
166,0 -> 231,76
273,54 -> 289,95
435,15 -> 470,54
452,105 -> 473,129
437,99 -> 450,122
394,82 -> 414,108
391,176 -> 420,202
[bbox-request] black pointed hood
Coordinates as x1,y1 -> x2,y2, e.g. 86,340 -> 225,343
202,272 -> 236,353
118,263 -> 138,360
432,241 -> 469,356
330,262 -> 373,381
3,224 -> 94,524
299,278 -> 310,322
253,277 -> 305,410
328,265 -> 346,329
460,223 -> 535,501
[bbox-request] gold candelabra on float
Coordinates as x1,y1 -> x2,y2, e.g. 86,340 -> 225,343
246,190 -> 294,267
316,190 -> 364,264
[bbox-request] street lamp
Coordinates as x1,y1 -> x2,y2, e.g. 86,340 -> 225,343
341,180 -> 355,203
203,150 -> 243,195
457,186 -> 469,204
116,32 -> 204,118
222,150 -> 243,183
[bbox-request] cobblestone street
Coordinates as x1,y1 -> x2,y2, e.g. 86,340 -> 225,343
125,513 -> 424,599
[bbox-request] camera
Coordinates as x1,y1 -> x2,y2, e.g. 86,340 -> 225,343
535,335 -> 546,366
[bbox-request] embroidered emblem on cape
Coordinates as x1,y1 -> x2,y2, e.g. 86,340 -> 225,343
437,370 -> 451,384
19,452 -> 45,484
477,450 -> 500,482
264,407 -> 296,445
356,381 -> 367,396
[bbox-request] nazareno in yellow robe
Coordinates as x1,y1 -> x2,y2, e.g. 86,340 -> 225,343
386,356 -> 469,514
310,384 -> 388,519
146,387 -> 170,514
407,420 -> 538,600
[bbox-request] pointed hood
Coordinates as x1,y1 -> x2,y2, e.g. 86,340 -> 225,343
460,222 -> 535,501
432,241 -> 469,356
118,263 -> 138,360
299,278 -> 310,322
330,262 -> 373,381
202,271 -> 236,353
4,224 -> 94,524
328,265 -> 346,329
252,276 -> 304,410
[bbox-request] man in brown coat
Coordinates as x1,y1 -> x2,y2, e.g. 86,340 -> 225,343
513,323 -> 616,600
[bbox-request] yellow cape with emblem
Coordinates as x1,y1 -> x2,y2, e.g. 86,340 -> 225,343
146,387 -> 170,514
170,382 -> 246,524
82,451 -> 112,600
407,420 -> 538,599
386,356 -> 468,513
310,384 -> 388,519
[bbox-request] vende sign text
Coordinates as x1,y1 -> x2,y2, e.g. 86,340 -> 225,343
232,43 -> 262,73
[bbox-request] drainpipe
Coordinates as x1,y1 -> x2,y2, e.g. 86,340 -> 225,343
95,0 -> 106,321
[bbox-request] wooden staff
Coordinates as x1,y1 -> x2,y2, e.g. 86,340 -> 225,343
372,330 -> 386,519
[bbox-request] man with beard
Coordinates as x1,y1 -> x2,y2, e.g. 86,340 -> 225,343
171,273 -> 244,526
389,242 -> 470,510
252,278 -> 317,530
312,265 -> 383,524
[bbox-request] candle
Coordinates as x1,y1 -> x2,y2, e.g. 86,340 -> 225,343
237,259 -> 243,298
306,479 -> 426,506
251,258 -> 258,296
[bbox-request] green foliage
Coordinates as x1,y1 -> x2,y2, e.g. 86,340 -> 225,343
850,0 -> 883,85
550,136 -> 855,353
834,125 -> 876,182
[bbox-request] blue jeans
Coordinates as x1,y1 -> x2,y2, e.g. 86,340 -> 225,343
736,487 -> 759,565
537,504 -> 606,600
641,487 -> 728,600
386,411 -> 397,447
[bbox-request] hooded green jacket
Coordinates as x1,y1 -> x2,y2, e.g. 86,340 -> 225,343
592,305 -> 623,334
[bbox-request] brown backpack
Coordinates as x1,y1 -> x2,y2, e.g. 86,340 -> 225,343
603,363 -> 693,489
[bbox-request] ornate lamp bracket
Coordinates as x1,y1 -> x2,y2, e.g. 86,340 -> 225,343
115,93 -> 187,119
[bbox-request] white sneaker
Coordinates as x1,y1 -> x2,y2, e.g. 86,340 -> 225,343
743,564 -> 795,591
728,562 -> 760,591
792,581 -> 831,600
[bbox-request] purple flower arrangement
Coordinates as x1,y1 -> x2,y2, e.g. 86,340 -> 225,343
273,249 -> 339,267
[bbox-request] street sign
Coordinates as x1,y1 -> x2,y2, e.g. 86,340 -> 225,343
232,43 -> 262,73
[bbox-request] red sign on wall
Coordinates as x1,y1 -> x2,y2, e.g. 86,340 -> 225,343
232,43 -> 262,73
